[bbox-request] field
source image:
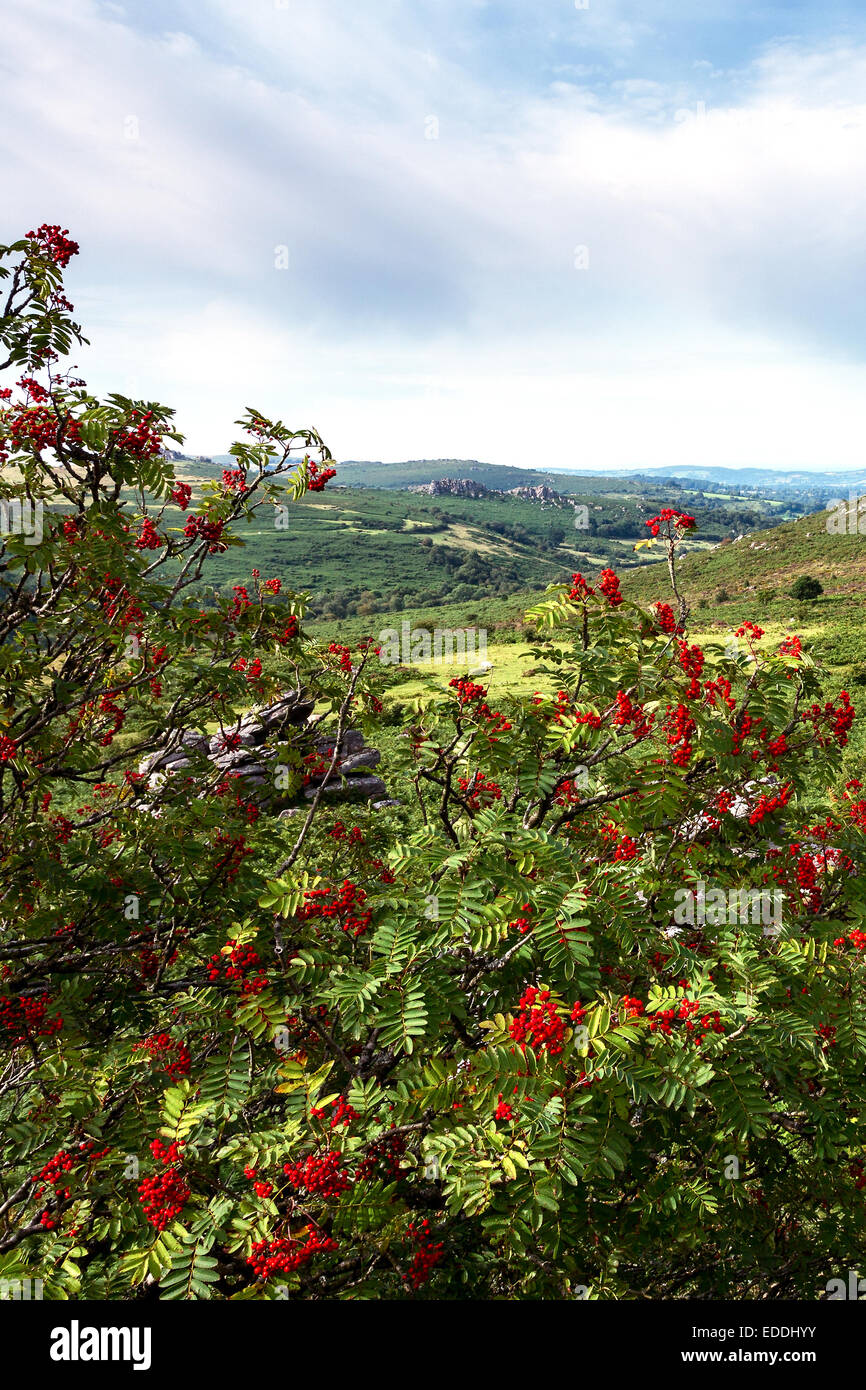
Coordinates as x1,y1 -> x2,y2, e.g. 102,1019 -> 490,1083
159,458 -> 808,623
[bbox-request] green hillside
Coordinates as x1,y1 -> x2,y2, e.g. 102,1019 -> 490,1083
173,463 -> 804,622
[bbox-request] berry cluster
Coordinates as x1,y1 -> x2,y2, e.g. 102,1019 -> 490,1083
598,568 -> 624,606
132,1032 -> 191,1078
404,1219 -> 444,1290
509,987 -> 566,1056
243,1166 -> 274,1199
568,572 -> 594,601
801,691 -> 855,749
653,601 -> 681,634
508,902 -> 534,935
134,516 -> 163,550
283,1150 -> 350,1197
661,702 -> 696,767
300,880 -> 372,938
649,996 -> 724,1047
678,641 -> 705,698
448,677 -> 512,736
328,642 -> 353,673
220,467 -> 248,493
329,820 -> 365,844
307,460 -> 337,491
645,509 -> 696,537
613,691 -> 653,738
247,1228 -> 337,1280
26,224 -> 80,266
494,1094 -> 514,1121
183,513 -> 227,552
311,1095 -> 358,1128
0,991 -> 63,1045
458,771 -> 502,811
110,409 -> 163,461
138,1139 -> 189,1230
207,938 -> 268,993
355,1131 -> 406,1180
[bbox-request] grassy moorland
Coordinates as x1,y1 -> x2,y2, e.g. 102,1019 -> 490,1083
154,456 -> 805,621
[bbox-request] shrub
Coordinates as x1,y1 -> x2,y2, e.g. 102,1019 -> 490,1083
791,576 -> 824,601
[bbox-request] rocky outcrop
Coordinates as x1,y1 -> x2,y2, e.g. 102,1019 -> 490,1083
138,692 -> 395,812
505,484 -> 565,504
409,478 -> 492,498
407,477 -> 566,504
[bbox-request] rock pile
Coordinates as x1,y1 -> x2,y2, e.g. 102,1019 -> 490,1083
138,692 -> 398,813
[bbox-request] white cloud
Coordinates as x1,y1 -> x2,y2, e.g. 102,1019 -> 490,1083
1,2 -> 865,468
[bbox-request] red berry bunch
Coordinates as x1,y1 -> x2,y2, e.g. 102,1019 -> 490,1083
248,1228 -> 337,1280
0,991 -> 63,1045
220,467 -> 248,494
243,1166 -> 274,1199
307,460 -> 337,491
111,410 -> 162,461
131,1032 -> 191,1078
748,783 -> 792,825
404,1219 -> 444,1289
494,1094 -> 514,1121
26,224 -> 80,267
509,987 -> 566,1056
134,516 -> 163,550
613,691 -> 653,737
598,568 -> 624,606
800,691 -> 855,749
509,902 -> 534,935
568,573 -> 595,601
228,584 -> 252,619
652,601 -> 681,634
207,938 -> 268,993
282,1149 -> 350,1197
645,508 -> 696,537
328,820 -> 364,844
328,642 -> 353,673
619,996 -> 645,1020
662,703 -> 696,767
138,1140 -> 189,1230
183,514 -> 227,552
300,880 -> 372,938
457,771 -> 503,811
649,995 -> 724,1047
355,1131 -> 406,1180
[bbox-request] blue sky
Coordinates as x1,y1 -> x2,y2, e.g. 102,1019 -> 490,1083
2,0 -> 866,470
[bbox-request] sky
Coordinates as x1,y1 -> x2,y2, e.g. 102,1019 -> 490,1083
2,0 -> 866,471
